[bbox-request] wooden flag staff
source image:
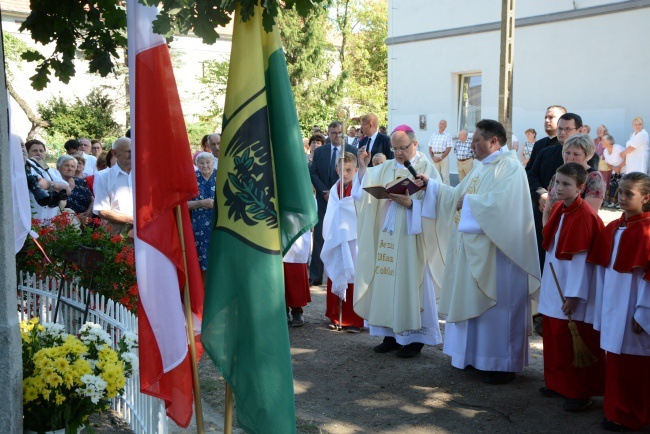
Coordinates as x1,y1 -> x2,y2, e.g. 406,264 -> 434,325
175,205 -> 205,434
224,384 -> 234,434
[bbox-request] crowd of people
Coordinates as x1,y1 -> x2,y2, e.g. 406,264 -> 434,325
286,110 -> 649,432
20,106 -> 649,432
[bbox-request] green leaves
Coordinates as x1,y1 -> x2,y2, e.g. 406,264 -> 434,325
17,0 -> 329,90
38,88 -> 120,141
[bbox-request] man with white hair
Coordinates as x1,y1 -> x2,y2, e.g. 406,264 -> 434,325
78,137 -> 98,176
93,137 -> 133,234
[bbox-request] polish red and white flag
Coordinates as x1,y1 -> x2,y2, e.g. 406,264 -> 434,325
127,0 -> 204,427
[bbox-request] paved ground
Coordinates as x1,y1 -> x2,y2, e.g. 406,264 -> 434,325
99,207 -> 642,434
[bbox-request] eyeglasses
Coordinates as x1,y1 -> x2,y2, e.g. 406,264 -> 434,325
557,127 -> 577,133
391,142 -> 414,153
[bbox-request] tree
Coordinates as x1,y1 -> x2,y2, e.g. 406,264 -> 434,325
341,0 -> 388,124
38,89 -> 120,142
198,59 -> 230,130
3,32 -> 49,139
18,0 -> 329,91
278,5 -> 344,135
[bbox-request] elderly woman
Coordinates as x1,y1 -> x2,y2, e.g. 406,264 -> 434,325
307,133 -> 326,164
25,139 -> 71,223
542,134 -> 605,225
57,155 -> 94,217
188,152 -> 217,282
620,116 -> 649,174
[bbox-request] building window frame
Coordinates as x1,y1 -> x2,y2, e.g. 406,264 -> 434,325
457,73 -> 482,133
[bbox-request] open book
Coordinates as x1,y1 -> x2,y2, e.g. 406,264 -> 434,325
363,176 -> 421,200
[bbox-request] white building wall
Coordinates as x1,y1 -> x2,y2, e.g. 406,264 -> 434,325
387,0 -> 650,173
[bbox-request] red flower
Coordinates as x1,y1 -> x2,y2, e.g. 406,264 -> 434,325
110,235 -> 123,243
91,232 -> 102,241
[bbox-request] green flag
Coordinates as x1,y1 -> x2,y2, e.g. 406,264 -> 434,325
201,4 -> 317,434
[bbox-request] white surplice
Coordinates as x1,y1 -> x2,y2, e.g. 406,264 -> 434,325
538,216 -> 596,323
321,182 -> 357,300
352,152 -> 445,345
593,229 -> 650,356
426,149 -> 540,372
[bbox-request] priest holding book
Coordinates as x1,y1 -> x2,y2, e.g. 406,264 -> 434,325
352,124 -> 447,358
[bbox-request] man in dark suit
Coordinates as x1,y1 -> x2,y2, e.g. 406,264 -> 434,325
359,113 -> 393,166
527,112 -> 599,271
309,121 -> 358,286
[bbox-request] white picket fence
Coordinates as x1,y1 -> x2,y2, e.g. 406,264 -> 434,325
17,271 -> 169,434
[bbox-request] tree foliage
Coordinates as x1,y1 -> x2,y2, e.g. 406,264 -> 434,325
278,4 -> 344,135
38,89 -> 120,142
341,0 -> 388,124
198,59 -> 230,130
18,0 -> 328,90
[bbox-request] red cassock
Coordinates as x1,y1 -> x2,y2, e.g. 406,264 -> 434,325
325,280 -> 364,328
588,211 -> 650,429
284,262 -> 311,308
542,197 -> 605,399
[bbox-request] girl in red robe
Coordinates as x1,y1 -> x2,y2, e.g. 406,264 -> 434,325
588,172 -> 650,432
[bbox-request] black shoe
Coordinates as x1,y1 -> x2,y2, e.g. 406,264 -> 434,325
291,313 -> 305,327
373,337 -> 402,353
539,386 -> 563,398
602,418 -> 629,432
345,326 -> 361,333
533,315 -> 543,337
563,398 -> 593,412
308,279 -> 322,286
395,342 -> 424,359
482,371 -> 516,385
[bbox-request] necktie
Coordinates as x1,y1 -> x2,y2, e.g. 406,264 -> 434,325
330,146 -> 338,174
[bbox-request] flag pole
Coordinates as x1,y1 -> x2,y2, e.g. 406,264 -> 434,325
224,383 -> 234,433
174,205 -> 205,434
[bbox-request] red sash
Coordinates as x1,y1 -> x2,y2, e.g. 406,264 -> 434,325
542,196 -> 604,260
587,212 -> 650,281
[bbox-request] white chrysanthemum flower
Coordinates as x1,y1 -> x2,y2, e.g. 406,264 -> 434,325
78,374 -> 108,404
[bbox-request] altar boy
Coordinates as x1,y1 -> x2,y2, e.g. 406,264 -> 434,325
321,152 -> 364,332
538,162 -> 605,412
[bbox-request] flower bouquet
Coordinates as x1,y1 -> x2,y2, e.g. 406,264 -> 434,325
21,318 -> 138,434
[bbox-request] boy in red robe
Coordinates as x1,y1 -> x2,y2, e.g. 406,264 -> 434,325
321,152 -> 364,332
283,210 -> 314,327
588,172 -> 650,432
538,162 -> 605,412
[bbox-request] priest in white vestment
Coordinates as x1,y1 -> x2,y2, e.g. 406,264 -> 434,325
420,119 -> 541,384
352,124 -> 447,359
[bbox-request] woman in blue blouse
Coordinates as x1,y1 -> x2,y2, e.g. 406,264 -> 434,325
188,152 -> 217,283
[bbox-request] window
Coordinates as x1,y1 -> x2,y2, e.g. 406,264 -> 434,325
458,74 -> 482,133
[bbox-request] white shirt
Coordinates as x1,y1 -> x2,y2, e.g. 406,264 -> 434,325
603,144 -> 626,171
82,152 -> 98,176
625,129 -> 649,173
93,163 -> 133,217
428,131 -> 453,153
366,131 -> 379,154
25,159 -> 68,223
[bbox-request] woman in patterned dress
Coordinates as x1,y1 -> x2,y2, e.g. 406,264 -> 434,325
188,152 -> 217,283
